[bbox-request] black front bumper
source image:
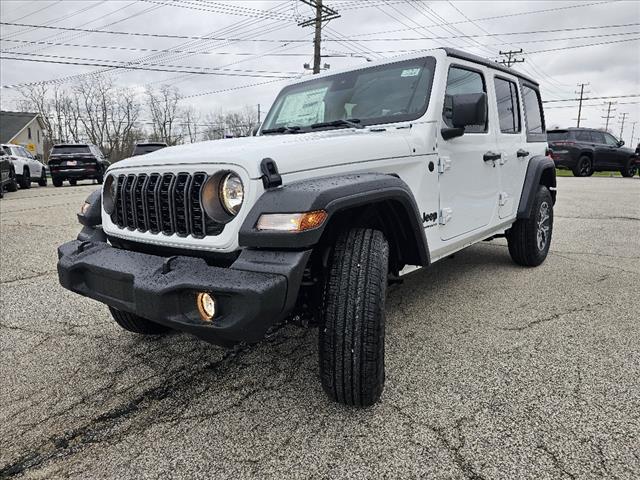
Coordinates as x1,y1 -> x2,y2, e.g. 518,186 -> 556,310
57,239 -> 310,346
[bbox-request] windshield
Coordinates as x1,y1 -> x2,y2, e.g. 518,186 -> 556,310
51,145 -> 91,155
262,57 -> 436,133
547,131 -> 570,141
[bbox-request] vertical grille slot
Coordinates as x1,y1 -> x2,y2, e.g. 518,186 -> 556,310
134,174 -> 148,232
109,172 -> 224,238
159,173 -> 175,235
146,174 -> 160,233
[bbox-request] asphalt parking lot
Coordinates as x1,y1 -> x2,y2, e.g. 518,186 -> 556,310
1,177 -> 639,479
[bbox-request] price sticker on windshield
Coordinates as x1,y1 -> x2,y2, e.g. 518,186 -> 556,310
401,68 -> 421,77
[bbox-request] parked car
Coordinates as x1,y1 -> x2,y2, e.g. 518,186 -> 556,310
547,127 -> 638,177
58,47 -> 556,407
132,142 -> 168,156
48,144 -> 110,187
0,143 -> 47,188
0,149 -> 18,198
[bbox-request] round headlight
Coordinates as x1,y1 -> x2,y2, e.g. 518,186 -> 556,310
219,172 -> 244,216
103,174 -> 117,214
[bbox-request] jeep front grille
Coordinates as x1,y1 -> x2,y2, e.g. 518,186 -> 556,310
111,172 -> 223,238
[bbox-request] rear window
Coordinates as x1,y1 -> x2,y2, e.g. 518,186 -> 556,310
51,145 -> 91,155
547,131 -> 570,141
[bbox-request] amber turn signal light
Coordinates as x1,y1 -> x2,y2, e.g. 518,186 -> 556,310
256,210 -> 328,232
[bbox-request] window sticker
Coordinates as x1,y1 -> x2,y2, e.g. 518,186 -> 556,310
275,87 -> 328,125
401,68 -> 421,77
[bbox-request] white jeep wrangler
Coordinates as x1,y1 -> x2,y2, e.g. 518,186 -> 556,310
58,48 -> 556,407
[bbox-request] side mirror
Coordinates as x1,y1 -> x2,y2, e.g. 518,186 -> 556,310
618,140 -> 625,147
442,92 -> 487,140
252,125 -> 260,136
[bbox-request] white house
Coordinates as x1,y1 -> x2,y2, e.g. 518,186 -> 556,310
0,111 -> 46,157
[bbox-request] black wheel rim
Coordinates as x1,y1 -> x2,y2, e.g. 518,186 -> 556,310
580,159 -> 591,176
537,201 -> 551,251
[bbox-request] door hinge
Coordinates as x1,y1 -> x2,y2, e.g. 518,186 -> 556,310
499,192 -> 510,206
439,207 -> 453,225
438,156 -> 451,174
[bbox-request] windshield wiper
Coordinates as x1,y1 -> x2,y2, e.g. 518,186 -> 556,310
262,125 -> 302,135
310,118 -> 364,130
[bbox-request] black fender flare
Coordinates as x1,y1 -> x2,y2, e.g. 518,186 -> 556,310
517,155 -> 556,219
239,173 -> 430,266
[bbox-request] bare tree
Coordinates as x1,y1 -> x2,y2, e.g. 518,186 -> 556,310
181,106 -> 200,144
146,85 -> 182,145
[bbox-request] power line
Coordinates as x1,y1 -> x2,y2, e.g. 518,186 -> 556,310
4,20 -> 637,43
542,94 -> 640,103
0,55 -> 296,81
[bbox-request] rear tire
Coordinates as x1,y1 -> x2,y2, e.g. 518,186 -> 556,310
52,177 -> 63,187
108,306 -> 171,335
572,156 -> 593,177
621,158 -> 638,177
507,186 -> 553,267
7,168 -> 17,192
19,168 -> 31,189
319,228 -> 389,407
69,179 -> 77,186
38,168 -> 47,186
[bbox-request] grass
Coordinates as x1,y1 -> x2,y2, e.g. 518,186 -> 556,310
555,169 -> 622,178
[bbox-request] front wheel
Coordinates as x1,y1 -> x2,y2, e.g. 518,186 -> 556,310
108,307 -> 171,334
319,228 -> 389,407
68,179 -> 77,186
621,158 -> 638,177
38,168 -> 47,186
52,177 -> 63,187
507,186 -> 553,267
19,168 -> 31,189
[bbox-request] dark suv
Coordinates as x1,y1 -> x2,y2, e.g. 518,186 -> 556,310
548,128 -> 638,177
48,144 -> 110,187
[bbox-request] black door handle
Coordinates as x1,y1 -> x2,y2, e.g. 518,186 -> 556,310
516,149 -> 529,157
483,151 -> 501,162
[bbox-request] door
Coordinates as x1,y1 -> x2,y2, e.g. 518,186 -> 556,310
438,64 -> 500,241
603,132 -> 625,167
492,75 -> 527,219
591,131 -> 611,168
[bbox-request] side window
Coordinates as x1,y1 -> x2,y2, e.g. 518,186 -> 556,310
603,133 -> 618,146
494,77 -> 520,133
575,131 -> 592,142
522,85 -> 545,135
28,127 -> 32,140
591,131 -> 605,144
443,66 -> 487,133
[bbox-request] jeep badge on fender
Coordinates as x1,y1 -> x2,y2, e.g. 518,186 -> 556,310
57,48 -> 556,407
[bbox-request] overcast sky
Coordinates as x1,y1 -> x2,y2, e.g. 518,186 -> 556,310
1,0 -> 639,143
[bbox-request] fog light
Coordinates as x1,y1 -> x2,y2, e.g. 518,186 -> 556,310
80,202 -> 91,215
196,292 -> 216,321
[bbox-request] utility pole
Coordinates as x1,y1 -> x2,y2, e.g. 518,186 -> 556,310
575,83 -> 590,128
298,0 -> 340,74
257,104 -> 261,124
497,49 -> 524,68
629,121 -> 637,146
618,112 -> 628,139
601,101 -> 616,132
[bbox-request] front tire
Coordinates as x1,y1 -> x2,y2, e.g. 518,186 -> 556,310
52,177 -> 63,187
507,186 -> 553,267
319,228 -> 389,407
108,306 -> 171,334
38,168 -> 47,186
19,168 -> 31,189
69,179 -> 77,186
572,156 -> 593,177
621,158 -> 638,177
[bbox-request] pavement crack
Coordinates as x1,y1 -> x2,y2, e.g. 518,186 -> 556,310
537,444 -> 577,479
499,303 -> 603,332
0,271 -> 58,285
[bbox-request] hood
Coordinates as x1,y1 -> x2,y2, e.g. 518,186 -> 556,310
110,128 -> 414,179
